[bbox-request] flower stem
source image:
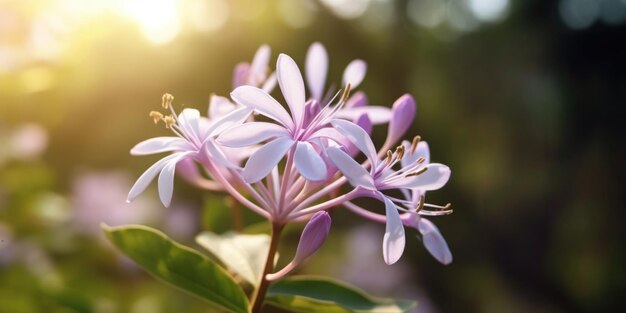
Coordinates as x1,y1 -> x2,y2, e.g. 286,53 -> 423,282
250,222 -> 284,313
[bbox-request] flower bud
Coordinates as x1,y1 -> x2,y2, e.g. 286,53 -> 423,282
293,211 -> 332,263
385,94 -> 416,147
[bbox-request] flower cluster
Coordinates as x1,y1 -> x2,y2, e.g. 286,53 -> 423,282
127,43 -> 453,276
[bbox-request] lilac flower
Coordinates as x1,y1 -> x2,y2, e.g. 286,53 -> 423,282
128,94 -> 251,207
219,53 -> 341,183
327,118 -> 450,265
232,44 -> 277,92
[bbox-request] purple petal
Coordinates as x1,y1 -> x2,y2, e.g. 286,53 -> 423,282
250,44 -> 271,84
218,122 -> 290,147
302,100 -> 321,128
127,152 -> 186,203
130,137 -> 194,155
385,94 -> 416,146
277,54 -> 306,127
310,127 -> 348,146
345,91 -> 367,108
231,86 -> 294,130
243,137 -> 295,183
382,195 -> 406,265
294,211 -> 332,262
158,153 -> 189,207
208,94 -> 236,120
326,146 -> 375,189
232,62 -> 249,88
401,141 -> 430,169
418,218 -> 452,265
342,59 -> 366,88
384,163 -> 451,190
355,113 -> 373,136
331,119 -> 378,166
294,141 -> 327,181
205,107 -> 253,139
305,42 -> 328,101
336,106 -> 392,125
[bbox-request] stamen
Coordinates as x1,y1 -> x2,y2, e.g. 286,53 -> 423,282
416,195 -> 425,212
406,167 -> 428,177
163,115 -> 175,128
162,93 -> 174,109
424,203 -> 452,210
395,145 -> 405,161
411,135 -> 421,153
149,111 -> 163,124
416,157 -> 426,164
340,83 -> 352,104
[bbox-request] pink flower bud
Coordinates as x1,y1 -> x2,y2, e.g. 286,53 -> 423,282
232,63 -> 250,88
385,94 -> 416,146
294,211 -> 332,263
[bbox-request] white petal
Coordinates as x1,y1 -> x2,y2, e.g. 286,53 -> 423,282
261,72 -> 277,93
209,94 -> 236,120
418,218 -> 452,265
382,195 -> 406,265
310,127 -> 348,146
127,153 -> 183,203
177,109 -> 201,138
294,141 -> 327,181
305,42 -> 328,101
231,86 -> 294,130
342,59 -> 366,88
218,122 -> 289,147
205,140 -> 238,168
326,146 -> 375,189
130,137 -> 193,155
277,54 -> 306,127
205,107 -> 252,139
401,141 -> 430,169
331,119 -> 377,166
387,163 -> 451,190
243,137 -> 294,183
158,156 -> 182,207
250,44 -> 271,83
335,106 -> 392,125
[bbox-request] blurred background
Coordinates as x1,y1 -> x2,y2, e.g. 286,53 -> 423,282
1,0 -> 625,312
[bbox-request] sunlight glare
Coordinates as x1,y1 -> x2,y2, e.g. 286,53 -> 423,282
118,0 -> 182,45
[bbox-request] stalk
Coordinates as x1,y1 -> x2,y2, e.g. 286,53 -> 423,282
250,223 -> 284,313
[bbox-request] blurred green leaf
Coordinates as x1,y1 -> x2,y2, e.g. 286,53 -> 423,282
266,276 -> 415,313
102,224 -> 249,313
196,232 -> 275,286
202,195 -> 232,233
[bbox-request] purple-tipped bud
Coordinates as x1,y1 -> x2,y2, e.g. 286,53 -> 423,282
294,211 -> 332,263
302,100 -> 321,128
385,94 -> 416,146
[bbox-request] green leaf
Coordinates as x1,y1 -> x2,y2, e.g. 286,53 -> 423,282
266,276 -> 416,313
196,231 -> 276,286
102,224 -> 249,313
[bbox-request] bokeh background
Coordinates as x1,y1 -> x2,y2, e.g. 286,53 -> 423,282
1,0 -> 625,312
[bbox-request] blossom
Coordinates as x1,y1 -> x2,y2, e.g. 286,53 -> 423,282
327,117 -> 451,264
127,94 -> 250,207
219,53 -> 342,183
232,44 -> 277,92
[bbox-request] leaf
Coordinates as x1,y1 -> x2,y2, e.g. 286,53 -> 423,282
266,276 -> 416,313
196,231 -> 276,286
102,224 -> 249,313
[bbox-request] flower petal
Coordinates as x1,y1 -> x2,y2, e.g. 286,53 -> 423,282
305,42 -> 328,101
243,137 -> 295,183
342,59 -> 366,88
130,137 -> 194,155
232,62 -> 249,88
250,44 -> 271,84
208,94 -> 236,120
418,218 -> 452,265
294,141 -> 327,181
218,122 -> 289,147
277,54 -> 306,127
385,94 -> 416,146
231,86 -> 294,130
205,106 -> 253,139
158,155 -> 184,207
345,91 -> 367,108
127,153 -> 184,203
331,119 -> 377,166
326,146 -> 375,189
262,72 -> 277,93
355,113 -> 373,136
177,109 -> 201,139
335,106 -> 392,125
382,195 -> 406,265
386,163 -> 451,190
401,141 -> 430,169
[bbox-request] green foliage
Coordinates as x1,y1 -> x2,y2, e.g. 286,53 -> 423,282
196,232 -> 274,286
102,224 -> 250,313
266,276 -> 416,313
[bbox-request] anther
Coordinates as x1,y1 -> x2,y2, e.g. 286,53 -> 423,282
395,145 -> 405,160
411,135 -> 421,153
163,115 -> 175,128
416,195 -> 425,212
386,150 -> 393,164
416,157 -> 426,164
149,111 -> 163,124
340,83 -> 352,103
406,167 -> 428,177
162,93 -> 174,109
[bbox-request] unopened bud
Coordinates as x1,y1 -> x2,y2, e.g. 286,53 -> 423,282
294,211 -> 331,263
384,94 -> 416,147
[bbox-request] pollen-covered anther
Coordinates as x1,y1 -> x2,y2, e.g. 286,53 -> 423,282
411,135 -> 421,153
162,115 -> 175,128
416,157 -> 426,164
406,167 -> 428,177
162,93 -> 174,109
149,111 -> 163,124
395,145 -> 405,160
386,150 -> 393,164
340,83 -> 352,103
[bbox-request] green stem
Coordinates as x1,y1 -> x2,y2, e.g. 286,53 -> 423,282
250,223 -> 283,313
